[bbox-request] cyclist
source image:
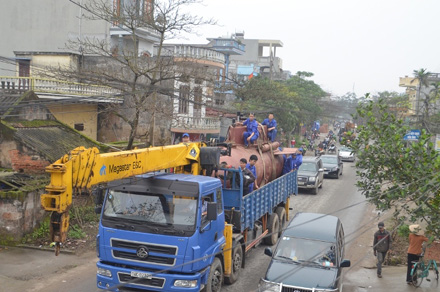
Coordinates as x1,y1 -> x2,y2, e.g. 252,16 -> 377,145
406,224 -> 428,285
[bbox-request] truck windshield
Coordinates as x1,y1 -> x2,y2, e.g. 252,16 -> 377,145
103,190 -> 197,229
275,237 -> 336,267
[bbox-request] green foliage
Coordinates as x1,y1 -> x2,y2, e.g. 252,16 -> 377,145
233,72 -> 326,141
397,224 -> 410,238
70,205 -> 99,223
22,217 -> 50,243
68,224 -> 87,239
352,96 -> 440,237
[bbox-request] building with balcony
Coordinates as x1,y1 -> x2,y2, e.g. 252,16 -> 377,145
399,73 -> 440,120
208,32 -> 288,82
154,44 -> 225,143
0,0 -> 159,76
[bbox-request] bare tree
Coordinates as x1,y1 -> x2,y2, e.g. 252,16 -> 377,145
60,0 -> 215,149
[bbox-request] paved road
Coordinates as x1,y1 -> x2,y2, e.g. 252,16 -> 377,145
1,159 -> 438,291
222,158 -> 368,292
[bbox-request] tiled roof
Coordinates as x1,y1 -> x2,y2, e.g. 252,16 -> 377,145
14,125 -> 100,163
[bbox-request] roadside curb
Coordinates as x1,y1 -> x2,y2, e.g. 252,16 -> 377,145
14,244 -> 77,255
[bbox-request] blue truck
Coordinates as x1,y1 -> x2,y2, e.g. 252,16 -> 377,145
95,169 -> 297,291
42,143 -> 297,291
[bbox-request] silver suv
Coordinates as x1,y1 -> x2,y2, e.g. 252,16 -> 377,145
297,156 -> 324,195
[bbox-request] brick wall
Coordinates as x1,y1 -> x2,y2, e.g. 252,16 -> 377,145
0,191 -> 46,244
9,149 -> 50,174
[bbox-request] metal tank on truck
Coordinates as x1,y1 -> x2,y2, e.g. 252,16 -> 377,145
218,121 -> 285,187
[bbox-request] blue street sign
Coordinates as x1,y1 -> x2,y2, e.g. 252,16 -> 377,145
403,129 -> 421,140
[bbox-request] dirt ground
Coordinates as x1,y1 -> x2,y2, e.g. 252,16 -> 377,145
24,222 -> 99,254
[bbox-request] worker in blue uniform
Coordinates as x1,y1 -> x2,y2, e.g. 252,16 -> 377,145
246,155 -> 259,194
238,113 -> 259,147
262,113 -> 277,142
282,153 -> 296,175
293,148 -> 303,170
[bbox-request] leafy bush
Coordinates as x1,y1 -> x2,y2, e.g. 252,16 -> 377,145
68,224 -> 87,239
21,217 -> 50,243
397,224 -> 410,238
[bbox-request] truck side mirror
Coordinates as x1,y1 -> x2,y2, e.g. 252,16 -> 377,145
94,206 -> 102,214
206,202 -> 217,221
264,247 -> 273,257
93,187 -> 105,214
340,259 -> 351,268
93,187 -> 105,205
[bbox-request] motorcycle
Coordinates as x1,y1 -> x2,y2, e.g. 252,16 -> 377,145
328,143 -> 336,154
315,147 -> 325,157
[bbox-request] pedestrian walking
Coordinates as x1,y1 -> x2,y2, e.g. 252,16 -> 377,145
406,224 -> 428,284
373,222 -> 392,278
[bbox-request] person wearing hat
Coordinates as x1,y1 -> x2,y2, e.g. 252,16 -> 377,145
406,224 -> 428,284
181,133 -> 190,143
293,148 -> 303,170
373,222 -> 392,278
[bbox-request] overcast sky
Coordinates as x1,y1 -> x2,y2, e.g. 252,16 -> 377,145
172,0 -> 440,97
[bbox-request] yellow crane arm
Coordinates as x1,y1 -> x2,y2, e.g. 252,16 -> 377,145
41,143 -> 204,255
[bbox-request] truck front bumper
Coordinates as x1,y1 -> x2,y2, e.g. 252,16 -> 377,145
97,261 -> 207,292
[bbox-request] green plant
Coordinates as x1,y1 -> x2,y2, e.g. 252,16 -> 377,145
68,224 -> 87,239
69,204 -> 99,227
397,224 -> 410,238
22,217 -> 50,243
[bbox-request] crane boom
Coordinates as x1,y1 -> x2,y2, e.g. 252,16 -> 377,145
41,143 -> 207,255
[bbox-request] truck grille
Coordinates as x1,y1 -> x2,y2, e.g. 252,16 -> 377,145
118,272 -> 165,288
111,239 -> 178,266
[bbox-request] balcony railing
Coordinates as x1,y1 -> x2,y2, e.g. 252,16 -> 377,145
212,40 -> 245,51
156,45 -> 225,64
171,116 -> 220,131
0,76 -> 121,98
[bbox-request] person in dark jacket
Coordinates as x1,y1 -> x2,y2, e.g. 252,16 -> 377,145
239,158 -> 255,196
373,222 -> 392,278
246,155 -> 259,194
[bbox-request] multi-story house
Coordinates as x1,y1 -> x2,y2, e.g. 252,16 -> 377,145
156,44 -> 225,143
208,32 -> 289,83
399,73 -> 440,121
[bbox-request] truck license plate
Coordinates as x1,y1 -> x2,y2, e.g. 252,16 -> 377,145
298,182 -> 305,186
131,271 -> 152,279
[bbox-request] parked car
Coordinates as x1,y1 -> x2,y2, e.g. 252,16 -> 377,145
297,156 -> 324,195
259,212 -> 351,292
338,146 -> 355,162
321,154 -> 343,179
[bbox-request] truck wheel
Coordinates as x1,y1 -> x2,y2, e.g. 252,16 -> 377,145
263,213 -> 279,245
275,207 -> 286,237
224,244 -> 243,285
205,257 -> 223,292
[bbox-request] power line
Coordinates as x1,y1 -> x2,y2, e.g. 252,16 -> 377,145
97,171 -> 439,291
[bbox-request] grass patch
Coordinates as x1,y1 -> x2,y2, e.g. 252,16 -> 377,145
68,224 -> 87,239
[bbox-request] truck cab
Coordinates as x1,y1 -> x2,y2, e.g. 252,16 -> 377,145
96,173 -> 225,291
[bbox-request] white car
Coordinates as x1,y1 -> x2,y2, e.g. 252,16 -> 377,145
338,146 -> 355,162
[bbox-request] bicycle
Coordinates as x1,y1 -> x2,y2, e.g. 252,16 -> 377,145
410,245 -> 439,287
